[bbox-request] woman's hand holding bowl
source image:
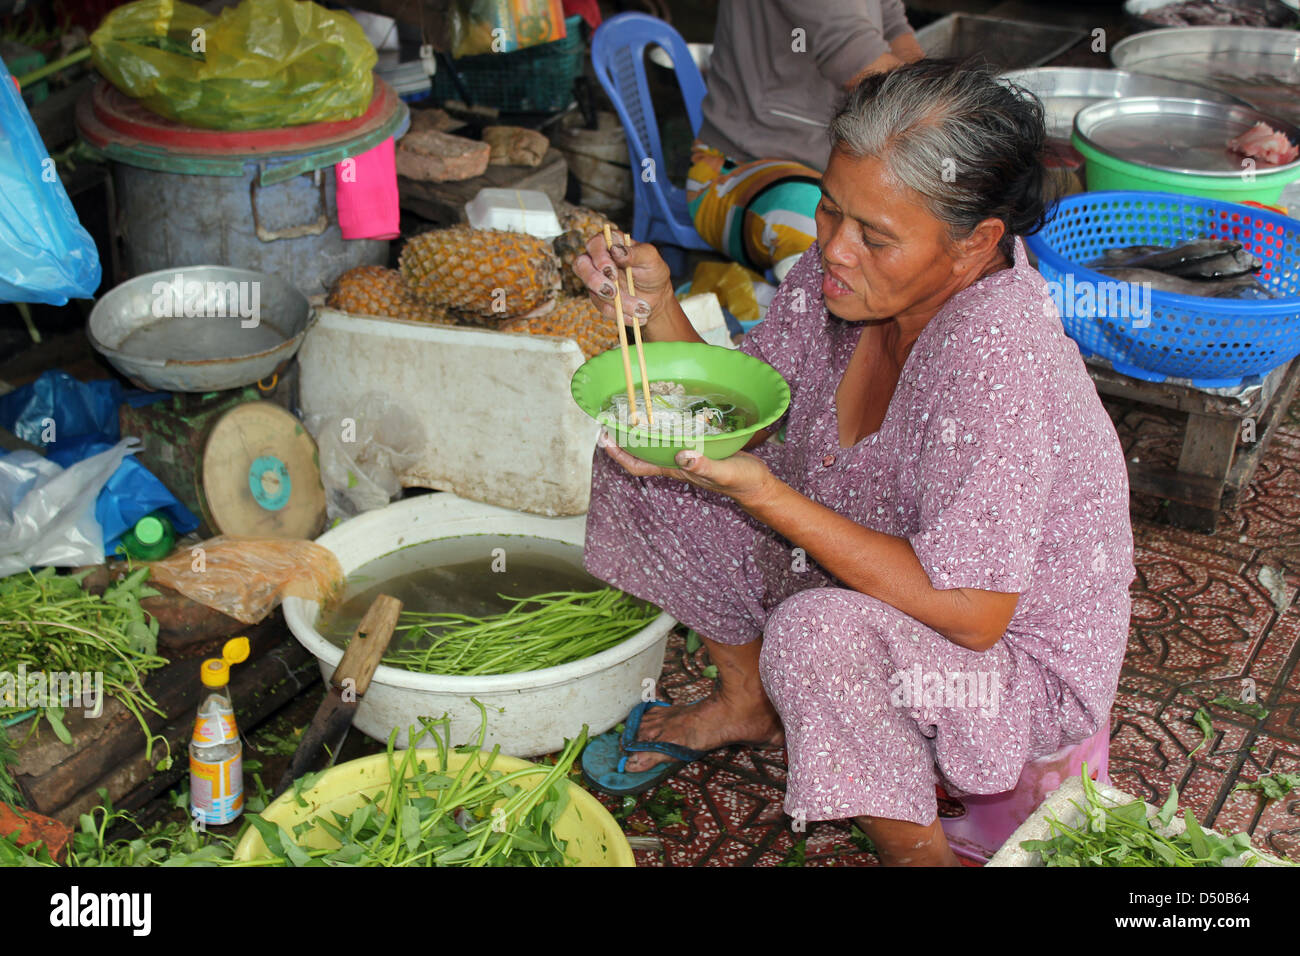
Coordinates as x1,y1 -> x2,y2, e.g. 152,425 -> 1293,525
597,429 -> 777,510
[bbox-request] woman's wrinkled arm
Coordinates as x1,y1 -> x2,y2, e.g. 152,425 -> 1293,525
597,437 -> 1017,651
742,481 -> 1018,650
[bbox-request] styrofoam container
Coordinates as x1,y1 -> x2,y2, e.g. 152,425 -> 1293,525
283,492 -> 676,756
988,776 -> 1290,867
465,188 -> 564,239
298,292 -> 732,516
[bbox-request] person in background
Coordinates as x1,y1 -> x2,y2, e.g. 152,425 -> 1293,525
688,0 -> 925,276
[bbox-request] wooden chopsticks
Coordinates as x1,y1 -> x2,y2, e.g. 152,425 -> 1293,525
603,224 -> 654,428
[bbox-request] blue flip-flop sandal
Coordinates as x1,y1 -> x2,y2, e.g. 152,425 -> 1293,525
581,700 -> 707,796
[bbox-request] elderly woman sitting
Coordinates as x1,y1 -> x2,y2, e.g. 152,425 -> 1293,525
572,60 -> 1134,867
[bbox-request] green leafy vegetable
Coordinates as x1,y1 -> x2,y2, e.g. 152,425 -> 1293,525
0,568 -> 171,783
1233,772 -> 1300,803
1021,766 -> 1267,867
381,589 -> 660,676
233,703 -> 589,867
1189,708 -> 1215,758
779,837 -> 807,867
1209,694 -> 1269,720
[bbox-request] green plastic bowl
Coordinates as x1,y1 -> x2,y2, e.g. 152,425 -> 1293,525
570,341 -> 791,467
1073,133 -> 1300,204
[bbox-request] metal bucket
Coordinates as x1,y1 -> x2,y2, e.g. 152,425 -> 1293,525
111,164 -> 387,297
77,78 -> 409,296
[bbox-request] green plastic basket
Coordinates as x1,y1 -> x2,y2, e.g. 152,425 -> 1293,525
433,15 -> 584,113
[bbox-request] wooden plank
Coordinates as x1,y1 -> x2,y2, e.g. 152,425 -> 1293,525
334,595 -> 403,698
399,148 -> 568,225
1222,357 -> 1300,508
1167,413 -> 1243,531
1126,463 -> 1227,510
1088,362 -> 1268,419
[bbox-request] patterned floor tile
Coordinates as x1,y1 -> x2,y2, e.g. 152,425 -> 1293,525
1210,736 -> 1300,861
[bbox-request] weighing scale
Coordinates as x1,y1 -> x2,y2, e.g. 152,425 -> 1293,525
95,265 -> 327,540
120,386 -> 326,540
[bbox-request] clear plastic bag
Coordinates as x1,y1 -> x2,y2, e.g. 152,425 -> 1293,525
0,57 -> 102,306
89,0 -> 377,131
0,439 -> 138,577
147,536 -> 344,624
305,394 -> 424,523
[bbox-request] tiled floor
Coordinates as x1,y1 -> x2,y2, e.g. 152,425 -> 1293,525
583,391 -> 1300,867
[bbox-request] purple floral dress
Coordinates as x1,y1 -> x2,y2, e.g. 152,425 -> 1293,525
584,239 -> 1134,825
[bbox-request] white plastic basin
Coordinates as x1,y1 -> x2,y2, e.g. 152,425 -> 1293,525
284,493 -> 675,756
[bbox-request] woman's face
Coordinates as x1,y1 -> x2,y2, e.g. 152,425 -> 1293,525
815,149 -> 995,325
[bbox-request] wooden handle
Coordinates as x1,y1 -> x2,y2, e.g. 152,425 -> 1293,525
624,234 -> 654,427
604,223 -> 640,427
333,594 -> 403,698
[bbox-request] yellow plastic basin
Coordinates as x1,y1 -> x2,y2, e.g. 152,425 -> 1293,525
232,749 -> 634,867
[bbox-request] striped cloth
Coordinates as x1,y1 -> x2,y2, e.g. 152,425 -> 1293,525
686,140 -> 822,272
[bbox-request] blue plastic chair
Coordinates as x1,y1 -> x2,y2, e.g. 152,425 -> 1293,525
590,13 -> 712,257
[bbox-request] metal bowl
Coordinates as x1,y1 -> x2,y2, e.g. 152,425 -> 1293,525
1111,27 -> 1300,125
1124,0 -> 1297,30
1001,67 -> 1251,140
89,265 -> 314,392
1073,96 -> 1300,177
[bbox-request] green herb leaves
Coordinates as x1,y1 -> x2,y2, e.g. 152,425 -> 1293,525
1021,767 -> 1265,867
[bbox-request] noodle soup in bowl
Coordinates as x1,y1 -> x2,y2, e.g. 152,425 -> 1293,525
570,342 -> 791,467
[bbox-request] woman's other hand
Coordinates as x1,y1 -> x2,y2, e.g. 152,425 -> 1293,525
597,430 -> 776,509
574,233 -> 674,337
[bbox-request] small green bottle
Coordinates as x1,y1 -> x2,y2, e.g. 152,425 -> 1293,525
121,511 -> 176,561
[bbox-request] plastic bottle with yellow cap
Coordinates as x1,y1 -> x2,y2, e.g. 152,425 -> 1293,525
189,636 -> 249,827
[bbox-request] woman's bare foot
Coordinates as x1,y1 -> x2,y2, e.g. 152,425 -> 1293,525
855,814 -> 962,867
624,637 -> 783,773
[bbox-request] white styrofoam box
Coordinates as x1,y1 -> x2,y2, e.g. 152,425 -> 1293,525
465,188 -> 564,239
298,293 -> 732,516
988,776 -> 1290,867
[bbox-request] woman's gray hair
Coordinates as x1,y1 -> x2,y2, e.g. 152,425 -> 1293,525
828,59 -> 1048,258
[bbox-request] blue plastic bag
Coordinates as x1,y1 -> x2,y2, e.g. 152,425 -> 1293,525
45,437 -> 200,558
0,371 -> 123,447
0,58 -> 102,305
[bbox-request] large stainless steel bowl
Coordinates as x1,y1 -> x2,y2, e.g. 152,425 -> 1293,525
1001,67 -> 1251,140
89,265 -> 314,392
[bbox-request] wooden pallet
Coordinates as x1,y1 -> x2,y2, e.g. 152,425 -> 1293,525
4,619 -> 319,825
1091,357 -> 1300,533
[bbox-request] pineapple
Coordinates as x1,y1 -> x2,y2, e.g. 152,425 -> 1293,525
553,201 -> 618,297
326,266 -> 452,324
498,296 -> 617,359
399,225 -> 560,320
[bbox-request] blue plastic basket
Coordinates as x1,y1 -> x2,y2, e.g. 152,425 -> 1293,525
1025,191 -> 1300,388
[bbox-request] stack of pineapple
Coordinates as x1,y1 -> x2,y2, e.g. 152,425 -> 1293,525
499,298 -> 619,359
325,205 -> 622,358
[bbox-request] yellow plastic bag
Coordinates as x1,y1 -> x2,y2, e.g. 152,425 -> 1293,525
689,261 -> 765,323
90,0 -> 377,130
148,536 -> 344,625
